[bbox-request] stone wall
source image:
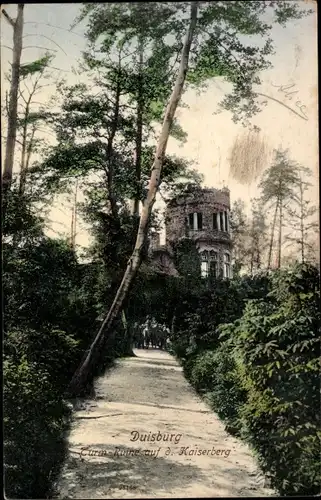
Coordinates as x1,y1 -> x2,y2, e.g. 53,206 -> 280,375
165,187 -> 231,250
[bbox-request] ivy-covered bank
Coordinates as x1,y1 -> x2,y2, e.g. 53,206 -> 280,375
170,264 -> 320,496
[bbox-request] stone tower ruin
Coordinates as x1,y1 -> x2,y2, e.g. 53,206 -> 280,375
150,186 -> 232,278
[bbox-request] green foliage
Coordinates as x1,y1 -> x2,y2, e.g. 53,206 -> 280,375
5,327 -> 79,393
283,166 -> 319,263
173,239 -> 202,283
2,183 -> 46,240
234,266 -> 320,494
3,199 -> 109,497
4,237 -> 78,331
171,275 -> 270,358
4,351 -> 72,499
19,54 -> 54,78
192,342 -> 247,434
171,264 -> 320,495
192,1 -> 309,126
190,350 -> 219,393
259,148 -> 300,206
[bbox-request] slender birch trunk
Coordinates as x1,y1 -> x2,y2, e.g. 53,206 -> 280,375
67,1 -> 199,396
2,4 -> 24,220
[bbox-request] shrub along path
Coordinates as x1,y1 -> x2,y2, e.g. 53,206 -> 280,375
55,349 -> 275,498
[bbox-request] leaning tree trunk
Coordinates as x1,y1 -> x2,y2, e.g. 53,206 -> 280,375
67,1 -> 199,397
2,4 -> 24,221
267,200 -> 279,270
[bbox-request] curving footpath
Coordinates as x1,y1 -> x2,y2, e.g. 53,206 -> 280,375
55,349 -> 275,498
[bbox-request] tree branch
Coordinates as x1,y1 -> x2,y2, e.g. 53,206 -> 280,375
23,21 -> 85,38
23,45 -> 58,53
22,34 -> 68,56
1,8 -> 15,28
18,87 -> 28,105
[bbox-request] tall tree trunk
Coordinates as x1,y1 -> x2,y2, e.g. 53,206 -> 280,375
267,200 -> 279,270
13,107 -> 32,247
18,116 -> 28,197
105,53 -> 122,219
122,309 -> 135,356
249,227 -> 254,274
299,180 -> 305,263
126,36 -> 144,341
171,311 -> 176,336
67,1 -> 199,397
19,93 -> 37,197
277,202 -> 283,268
70,205 -> 74,249
132,37 -> 144,218
256,237 -> 261,270
250,249 -> 254,274
2,4 -> 24,220
72,179 -> 78,249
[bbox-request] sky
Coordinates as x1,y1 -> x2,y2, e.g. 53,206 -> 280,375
1,1 -> 319,253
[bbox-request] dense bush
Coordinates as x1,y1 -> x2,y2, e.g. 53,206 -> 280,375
170,273 -> 271,362
203,341 -> 248,434
171,264 -> 320,496
233,264 -> 321,495
189,350 -> 218,393
4,346 -> 72,498
3,235 -> 118,498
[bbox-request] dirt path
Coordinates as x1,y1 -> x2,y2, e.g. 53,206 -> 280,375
55,349 -> 275,498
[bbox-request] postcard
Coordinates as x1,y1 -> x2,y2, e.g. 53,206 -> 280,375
2,2 -> 319,499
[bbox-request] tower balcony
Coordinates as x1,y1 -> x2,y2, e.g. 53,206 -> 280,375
186,229 -> 231,244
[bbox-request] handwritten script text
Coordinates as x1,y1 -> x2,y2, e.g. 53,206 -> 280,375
270,82 -> 308,120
